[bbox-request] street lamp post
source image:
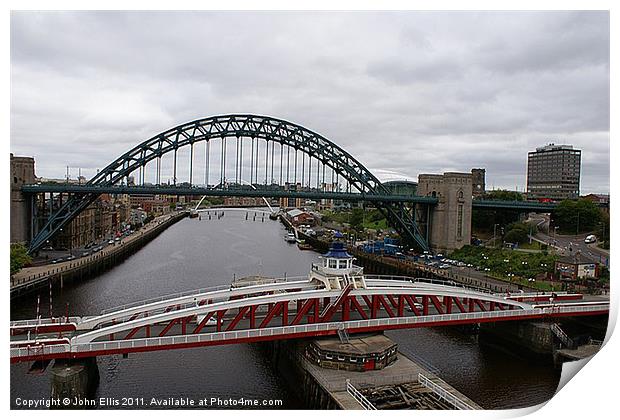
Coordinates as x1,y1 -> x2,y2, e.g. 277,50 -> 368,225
576,212 -> 580,235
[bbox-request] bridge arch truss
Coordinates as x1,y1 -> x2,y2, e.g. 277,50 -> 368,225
28,115 -> 428,253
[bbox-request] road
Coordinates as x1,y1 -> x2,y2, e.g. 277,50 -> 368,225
526,213 -> 609,266
11,212 -> 183,288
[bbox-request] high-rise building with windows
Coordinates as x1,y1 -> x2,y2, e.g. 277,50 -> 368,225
526,144 -> 581,201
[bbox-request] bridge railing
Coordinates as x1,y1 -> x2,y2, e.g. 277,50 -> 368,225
418,373 -> 475,410
10,317 -> 81,327
101,276 -> 308,314
365,275 -> 492,294
101,285 -> 231,314
11,343 -> 71,359
346,380 -> 377,410
11,303 -> 609,360
79,304 -> 610,351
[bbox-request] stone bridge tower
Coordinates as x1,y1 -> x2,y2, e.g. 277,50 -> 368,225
417,172 -> 472,253
10,154 -> 36,244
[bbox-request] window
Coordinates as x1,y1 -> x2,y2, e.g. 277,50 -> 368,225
457,204 -> 464,238
339,260 -> 348,269
329,259 -> 337,269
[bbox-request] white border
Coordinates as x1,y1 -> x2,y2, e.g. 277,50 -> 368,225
3,2 -> 616,420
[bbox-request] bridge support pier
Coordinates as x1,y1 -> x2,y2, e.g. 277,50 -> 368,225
50,357 -> 99,406
479,321 -> 555,358
417,172 -> 473,253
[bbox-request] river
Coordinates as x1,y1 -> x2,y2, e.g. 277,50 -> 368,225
10,210 -> 560,409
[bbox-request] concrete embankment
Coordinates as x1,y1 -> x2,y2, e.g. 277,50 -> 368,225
261,335 -> 481,410
10,212 -> 188,298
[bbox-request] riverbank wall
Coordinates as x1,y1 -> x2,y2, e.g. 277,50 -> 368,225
10,212 -> 188,299
280,216 -> 512,292
278,216 -> 588,364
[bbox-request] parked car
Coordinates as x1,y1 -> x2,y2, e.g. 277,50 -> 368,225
585,235 -> 597,244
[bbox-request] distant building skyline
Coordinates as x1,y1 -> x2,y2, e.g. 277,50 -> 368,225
526,143 -> 581,201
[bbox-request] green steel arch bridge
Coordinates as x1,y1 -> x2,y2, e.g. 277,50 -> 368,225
22,114 -> 557,254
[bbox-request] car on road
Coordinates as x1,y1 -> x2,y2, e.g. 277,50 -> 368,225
585,235 -> 597,244
406,302 -> 424,312
439,264 -> 451,269
81,251 -> 90,257
66,255 -> 76,261
108,240 -> 115,245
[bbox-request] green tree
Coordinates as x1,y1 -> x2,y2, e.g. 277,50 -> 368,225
349,208 -> 364,232
552,199 -> 602,234
482,190 -> 524,201
504,228 -> 528,244
595,212 -> 610,248
10,243 -> 32,275
472,208 -> 522,232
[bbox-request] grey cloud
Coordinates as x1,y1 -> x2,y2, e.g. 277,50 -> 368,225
10,11 -> 610,194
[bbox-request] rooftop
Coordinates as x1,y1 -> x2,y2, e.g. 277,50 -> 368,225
534,143 -> 577,152
312,333 -> 396,356
557,254 -> 599,265
323,241 -> 352,259
286,209 -> 308,217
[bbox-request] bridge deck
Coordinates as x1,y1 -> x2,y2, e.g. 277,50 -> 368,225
10,276 -> 608,363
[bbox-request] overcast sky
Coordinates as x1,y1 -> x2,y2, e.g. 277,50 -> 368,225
10,11 -> 610,194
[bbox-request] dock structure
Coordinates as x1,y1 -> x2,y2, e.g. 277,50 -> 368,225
294,334 -> 481,410
555,341 -> 603,362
